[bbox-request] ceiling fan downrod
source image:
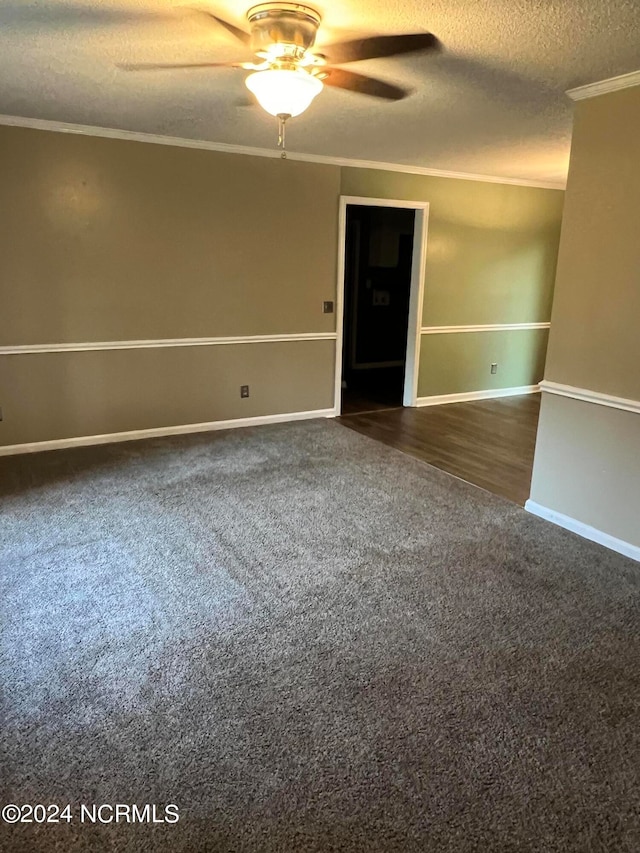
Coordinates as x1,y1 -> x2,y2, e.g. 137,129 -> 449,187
247,3 -> 322,60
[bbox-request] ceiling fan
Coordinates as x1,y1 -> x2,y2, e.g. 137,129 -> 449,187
122,2 -> 439,155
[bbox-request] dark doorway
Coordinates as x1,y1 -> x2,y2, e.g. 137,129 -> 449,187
341,204 -> 416,416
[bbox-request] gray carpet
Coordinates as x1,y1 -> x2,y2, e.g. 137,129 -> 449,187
1,418 -> 639,852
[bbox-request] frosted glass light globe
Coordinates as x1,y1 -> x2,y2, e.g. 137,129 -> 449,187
246,68 -> 323,118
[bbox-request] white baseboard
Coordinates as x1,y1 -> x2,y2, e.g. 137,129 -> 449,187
525,500 -> 640,563
0,408 -> 336,457
416,385 -> 540,407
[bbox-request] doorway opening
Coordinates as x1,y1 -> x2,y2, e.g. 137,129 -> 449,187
336,197 -> 428,416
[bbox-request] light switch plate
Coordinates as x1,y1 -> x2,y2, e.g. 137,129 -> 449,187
323,301 -> 334,314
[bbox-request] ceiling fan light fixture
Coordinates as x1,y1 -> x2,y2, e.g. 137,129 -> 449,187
245,68 -> 323,117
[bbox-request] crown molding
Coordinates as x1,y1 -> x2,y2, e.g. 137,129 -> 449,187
566,69 -> 640,101
0,113 -> 565,190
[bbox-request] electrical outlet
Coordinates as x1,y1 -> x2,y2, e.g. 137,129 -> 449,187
323,301 -> 334,314
491,363 -> 498,374
0,406 -> 3,421
240,385 -> 250,398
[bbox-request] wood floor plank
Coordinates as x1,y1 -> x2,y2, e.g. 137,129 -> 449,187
338,394 -> 541,506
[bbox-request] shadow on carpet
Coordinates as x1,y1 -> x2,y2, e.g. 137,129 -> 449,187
1,418 -> 639,852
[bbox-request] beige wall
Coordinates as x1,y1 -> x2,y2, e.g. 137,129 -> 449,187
530,395 -> 640,546
0,126 -> 339,344
0,123 -> 564,447
0,125 -> 339,446
0,342 -> 335,445
529,85 -> 640,549
418,329 -> 549,398
543,86 -> 640,400
341,168 -> 564,398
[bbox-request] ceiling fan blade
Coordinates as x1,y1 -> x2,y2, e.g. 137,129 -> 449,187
323,69 -> 409,101
119,61 -> 249,72
189,10 -> 251,45
235,96 -> 259,108
322,33 -> 440,65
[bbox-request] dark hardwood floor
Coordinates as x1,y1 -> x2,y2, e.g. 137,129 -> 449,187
341,367 -> 405,416
338,394 -> 541,506
341,389 -> 401,416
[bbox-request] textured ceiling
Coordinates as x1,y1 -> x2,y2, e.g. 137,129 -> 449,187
0,1 -> 639,184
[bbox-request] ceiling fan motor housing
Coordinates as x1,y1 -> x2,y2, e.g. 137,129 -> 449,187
247,3 -> 321,62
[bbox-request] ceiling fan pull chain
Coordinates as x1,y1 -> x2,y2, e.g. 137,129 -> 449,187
277,113 -> 290,159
